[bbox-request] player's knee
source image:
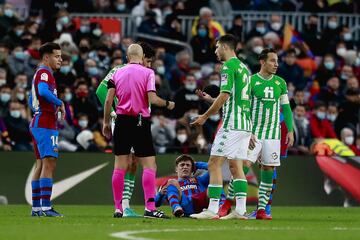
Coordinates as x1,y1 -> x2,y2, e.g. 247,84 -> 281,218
262,165 -> 274,171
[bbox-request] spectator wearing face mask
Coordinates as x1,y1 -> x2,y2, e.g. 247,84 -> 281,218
326,102 -> 338,125
243,37 -> 264,73
291,104 -> 311,154
315,54 -> 337,87
340,128 -> 360,155
246,20 -> 267,41
151,112 -> 176,154
191,7 -> 225,42
0,85 -> 11,117
339,65 -> 355,87
228,15 -> 244,42
300,14 -> 322,56
4,101 -> 32,151
111,0 -> 129,13
173,74 -> 200,119
59,86 -> 74,126
170,50 -> 192,90
320,15 -> 341,55
310,101 -> 337,140
0,68 -> 7,88
277,49 -> 306,90
167,125 -> 198,154
53,54 -> 76,87
0,3 -> 19,37
334,76 -> 360,137
339,26 -> 355,50
88,44 -> 110,75
72,81 -> 99,128
268,14 -> 283,37
7,45 -> 33,79
177,105 -> 203,145
75,113 -> 101,151
317,76 -> 344,104
190,21 -> 217,64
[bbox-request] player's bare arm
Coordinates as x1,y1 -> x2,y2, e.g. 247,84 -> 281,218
191,92 -> 229,126
196,89 -> 215,103
148,91 -> 175,110
103,88 -> 115,139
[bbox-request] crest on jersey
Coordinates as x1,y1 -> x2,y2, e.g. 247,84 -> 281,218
271,152 -> 278,160
255,82 -> 261,86
40,73 -> 48,81
222,66 -> 228,70
275,80 -> 280,85
221,74 -> 228,85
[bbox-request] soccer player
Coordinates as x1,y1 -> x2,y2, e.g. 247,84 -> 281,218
96,42 -> 155,218
102,44 -> 175,219
29,42 -> 65,217
246,48 -> 294,219
190,34 -> 252,219
154,154 -> 229,217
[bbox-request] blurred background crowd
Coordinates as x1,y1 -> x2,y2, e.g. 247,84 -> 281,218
0,0 -> 360,155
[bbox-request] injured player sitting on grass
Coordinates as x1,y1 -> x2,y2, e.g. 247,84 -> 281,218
155,154 -> 230,217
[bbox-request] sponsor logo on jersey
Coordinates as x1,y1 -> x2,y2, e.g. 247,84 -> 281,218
271,152 -> 278,160
40,73 -> 48,81
255,82 -> 261,85
180,184 -> 198,191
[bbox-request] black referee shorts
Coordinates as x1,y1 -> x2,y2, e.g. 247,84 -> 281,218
113,114 -> 155,157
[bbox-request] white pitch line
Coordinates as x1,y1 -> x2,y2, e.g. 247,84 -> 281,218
110,226 -> 360,240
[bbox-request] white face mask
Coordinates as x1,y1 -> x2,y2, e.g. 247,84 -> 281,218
0,93 -> 11,103
316,112 -> 326,120
185,82 -> 197,91
177,134 -> 187,143
209,114 -> 220,122
156,66 -> 165,75
78,120 -> 88,128
194,71 -> 202,79
0,79 -> 6,86
343,33 -> 352,41
336,47 -> 347,57
344,136 -> 354,145
253,46 -> 263,55
328,21 -> 338,29
16,93 -> 25,101
197,137 -> 206,148
64,93 -> 72,102
10,110 -> 21,118
271,22 -> 282,31
188,112 -> 198,120
354,57 -> 360,67
327,114 -> 337,122
209,80 -> 220,87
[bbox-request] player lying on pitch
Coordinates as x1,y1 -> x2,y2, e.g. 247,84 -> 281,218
154,154 -> 230,217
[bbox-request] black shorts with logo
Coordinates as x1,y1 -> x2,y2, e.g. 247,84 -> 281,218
113,114 -> 155,157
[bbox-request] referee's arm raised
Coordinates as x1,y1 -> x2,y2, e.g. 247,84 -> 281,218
148,91 -> 175,110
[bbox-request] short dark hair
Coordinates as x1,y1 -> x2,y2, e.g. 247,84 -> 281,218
258,48 -> 277,61
138,41 -> 155,59
175,154 -> 195,172
285,48 -> 297,56
314,101 -> 326,109
217,34 -> 238,50
39,42 -> 61,59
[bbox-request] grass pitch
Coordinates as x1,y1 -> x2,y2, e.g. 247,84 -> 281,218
0,205 -> 359,240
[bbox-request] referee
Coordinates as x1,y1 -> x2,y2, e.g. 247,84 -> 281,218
103,44 -> 175,219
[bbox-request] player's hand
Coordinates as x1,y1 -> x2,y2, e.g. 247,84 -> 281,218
58,102 -> 66,120
249,134 -> 257,150
102,123 -> 112,140
166,101 -> 175,110
286,131 -> 294,148
196,89 -> 214,103
190,114 -> 207,126
159,185 -> 167,195
110,111 -> 117,121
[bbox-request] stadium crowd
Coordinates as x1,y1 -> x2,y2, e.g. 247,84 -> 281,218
0,0 -> 360,155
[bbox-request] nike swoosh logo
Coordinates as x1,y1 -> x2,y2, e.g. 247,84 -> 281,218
25,162 -> 108,204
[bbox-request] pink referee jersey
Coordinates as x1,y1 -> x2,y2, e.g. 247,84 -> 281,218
111,63 -> 156,117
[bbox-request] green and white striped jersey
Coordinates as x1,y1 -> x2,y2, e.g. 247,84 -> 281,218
220,57 -> 251,131
102,64 -> 124,84
250,73 -> 289,140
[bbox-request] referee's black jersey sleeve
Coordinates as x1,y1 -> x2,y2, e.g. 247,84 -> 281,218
107,79 -> 115,89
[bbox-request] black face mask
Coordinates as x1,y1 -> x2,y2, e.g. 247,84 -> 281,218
309,24 -> 317,31
80,46 -> 90,53
98,54 -> 106,61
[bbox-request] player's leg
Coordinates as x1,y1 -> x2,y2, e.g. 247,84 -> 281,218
112,115 -> 132,217
165,179 -> 184,217
190,155 -> 224,219
112,155 -> 129,217
30,129 -> 43,216
31,158 -> 42,216
256,139 -> 280,220
265,167 -> 277,216
134,117 -> 169,219
33,128 -> 62,217
122,152 -> 141,217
